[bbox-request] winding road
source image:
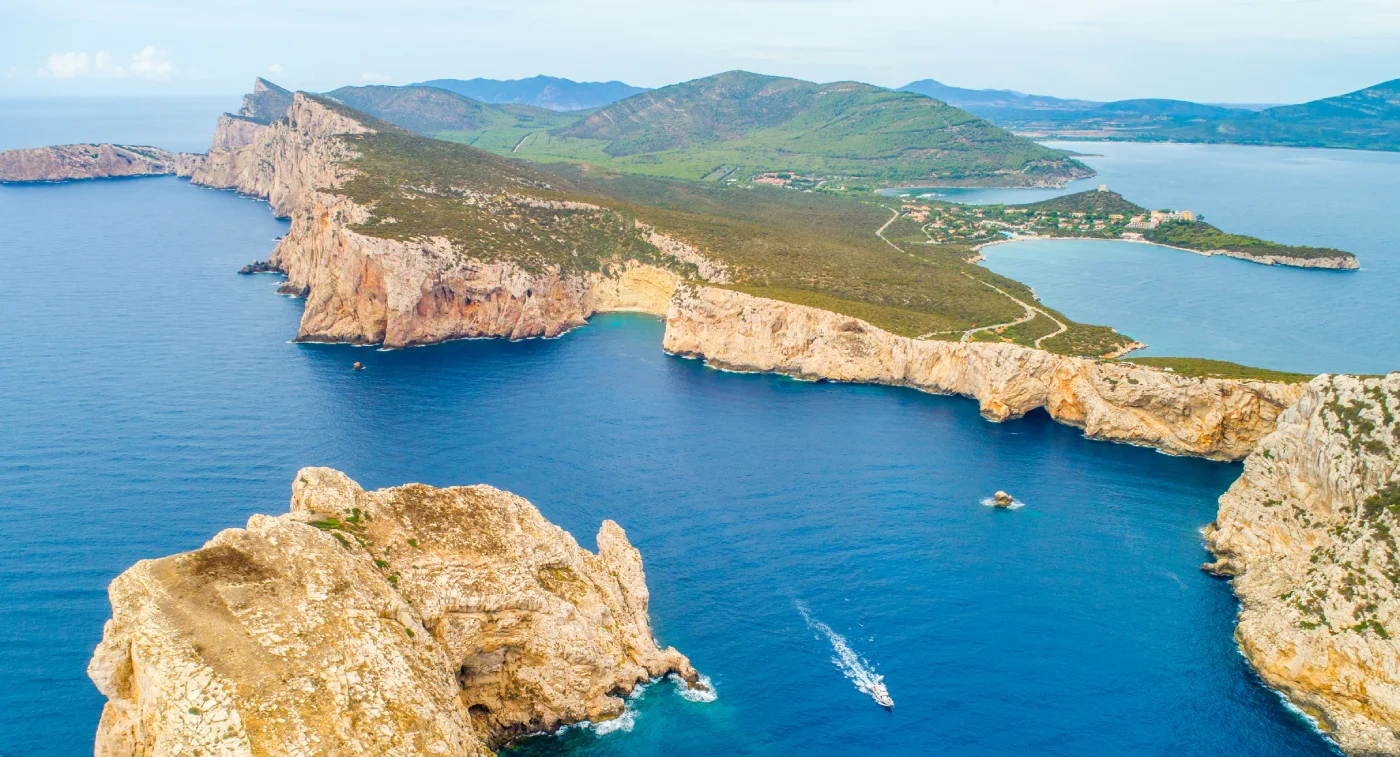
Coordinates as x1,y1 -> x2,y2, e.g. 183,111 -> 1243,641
875,206 -> 1066,347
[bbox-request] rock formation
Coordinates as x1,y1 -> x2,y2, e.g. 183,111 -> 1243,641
0,143 -> 200,183
89,467 -> 701,757
663,284 -> 1304,461
1204,374 -> 1400,755
190,88 -> 707,347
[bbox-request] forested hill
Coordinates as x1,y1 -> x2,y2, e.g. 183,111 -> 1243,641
325,72 -> 1093,188
531,71 -> 1091,187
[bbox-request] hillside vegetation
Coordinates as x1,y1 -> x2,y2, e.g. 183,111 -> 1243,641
311,96 -> 1132,355
323,72 -> 1092,189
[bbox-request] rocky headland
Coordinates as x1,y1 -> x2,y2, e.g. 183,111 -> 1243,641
663,284 -> 1303,460
1204,374 -> 1400,755
90,467 -> 701,757
0,143 -> 200,183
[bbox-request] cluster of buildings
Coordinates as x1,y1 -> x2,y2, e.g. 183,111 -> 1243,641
1126,209 -> 1195,230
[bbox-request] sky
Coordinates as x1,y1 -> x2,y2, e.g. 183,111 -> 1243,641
2,0 -> 1398,104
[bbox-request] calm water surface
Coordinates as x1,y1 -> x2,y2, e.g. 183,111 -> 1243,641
0,104 -> 1340,756
891,141 -> 1400,375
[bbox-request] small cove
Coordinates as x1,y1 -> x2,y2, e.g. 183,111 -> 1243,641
889,141 -> 1400,375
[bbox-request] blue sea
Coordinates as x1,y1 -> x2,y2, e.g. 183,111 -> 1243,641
0,101 -> 1350,756
888,141 -> 1400,375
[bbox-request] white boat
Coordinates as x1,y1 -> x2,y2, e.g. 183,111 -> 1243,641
870,681 -> 894,709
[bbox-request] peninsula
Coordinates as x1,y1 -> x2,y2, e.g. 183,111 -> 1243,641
889,188 -> 1359,269
90,467 -> 703,756
0,143 -> 200,183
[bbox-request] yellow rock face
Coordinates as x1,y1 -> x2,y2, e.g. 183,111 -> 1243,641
89,468 -> 698,756
1206,374 -> 1400,755
662,284 -> 1304,460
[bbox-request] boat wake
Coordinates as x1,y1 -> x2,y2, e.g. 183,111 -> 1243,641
796,601 -> 893,708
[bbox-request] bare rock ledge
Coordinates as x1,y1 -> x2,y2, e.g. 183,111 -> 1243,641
90,468 -> 700,757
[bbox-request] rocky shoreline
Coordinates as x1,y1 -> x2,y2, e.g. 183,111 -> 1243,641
90,468 -> 703,756
0,143 -> 201,183
974,235 -> 1361,270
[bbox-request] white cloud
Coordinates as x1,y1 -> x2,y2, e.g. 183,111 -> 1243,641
129,46 -> 172,81
360,72 -> 392,83
43,52 -> 90,79
268,63 -> 283,73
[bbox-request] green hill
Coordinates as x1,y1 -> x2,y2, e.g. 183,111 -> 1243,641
526,71 -> 1091,187
322,72 -> 1091,188
324,85 -> 577,153
1162,78 -> 1400,150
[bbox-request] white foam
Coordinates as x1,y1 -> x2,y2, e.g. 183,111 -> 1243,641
979,496 -> 1026,510
676,673 -> 718,702
796,602 -> 892,706
591,708 -> 637,735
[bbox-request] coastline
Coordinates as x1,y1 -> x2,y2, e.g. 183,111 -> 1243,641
972,234 -> 1359,270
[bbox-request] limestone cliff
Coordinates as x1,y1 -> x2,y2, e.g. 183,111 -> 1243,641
0,143 -> 200,183
662,285 -> 1305,460
89,467 -> 701,757
1204,375 -> 1400,755
190,88 -> 703,346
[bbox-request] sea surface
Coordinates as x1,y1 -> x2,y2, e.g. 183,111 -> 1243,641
0,102 -> 1343,756
888,141 -> 1400,375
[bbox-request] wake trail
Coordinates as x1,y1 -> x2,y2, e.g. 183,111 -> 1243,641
796,601 -> 893,707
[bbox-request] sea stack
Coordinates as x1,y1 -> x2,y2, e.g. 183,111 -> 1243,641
88,468 -> 702,756
993,491 -> 1014,508
352,361 -> 364,371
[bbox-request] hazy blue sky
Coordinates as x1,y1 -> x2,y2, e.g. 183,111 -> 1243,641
3,0 -> 1398,103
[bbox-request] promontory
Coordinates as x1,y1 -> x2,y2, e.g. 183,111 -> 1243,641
90,467 -> 702,756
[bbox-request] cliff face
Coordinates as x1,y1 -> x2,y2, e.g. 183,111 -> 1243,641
0,143 -> 200,183
90,467 -> 700,757
663,285 -> 1305,460
193,91 -> 695,347
1204,375 -> 1400,755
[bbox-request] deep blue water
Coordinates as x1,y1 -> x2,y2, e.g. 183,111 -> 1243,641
887,141 -> 1400,376
0,107 -> 1342,756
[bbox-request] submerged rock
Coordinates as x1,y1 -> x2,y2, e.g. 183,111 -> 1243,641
89,467 -> 702,756
236,260 -> 281,275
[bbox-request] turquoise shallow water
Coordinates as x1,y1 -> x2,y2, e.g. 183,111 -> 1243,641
888,141 -> 1400,375
0,104 -> 1346,756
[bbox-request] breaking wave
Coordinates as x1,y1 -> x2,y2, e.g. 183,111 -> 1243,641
676,673 -> 718,702
796,601 -> 890,705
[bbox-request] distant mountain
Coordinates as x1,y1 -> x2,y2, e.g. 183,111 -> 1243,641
903,75 -> 1400,151
900,79 -> 1096,112
323,84 -> 577,154
538,70 -> 1090,186
1164,78 -> 1400,150
412,76 -> 649,111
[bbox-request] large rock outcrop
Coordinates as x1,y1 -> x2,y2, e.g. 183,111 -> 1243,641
662,285 -> 1305,460
89,468 -> 700,757
0,143 -> 200,183
191,88 -> 697,347
1205,375 -> 1400,755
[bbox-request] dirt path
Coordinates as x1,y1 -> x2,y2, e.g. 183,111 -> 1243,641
876,207 -> 1065,346
512,133 -> 531,153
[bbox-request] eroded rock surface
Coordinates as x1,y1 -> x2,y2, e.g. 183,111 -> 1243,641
1205,374 -> 1400,755
90,468 -> 699,756
0,143 -> 200,183
662,285 -> 1305,460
